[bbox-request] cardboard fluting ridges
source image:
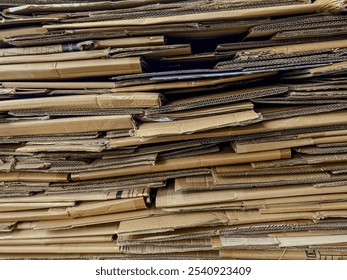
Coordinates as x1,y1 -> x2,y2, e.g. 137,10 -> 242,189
1,0 -> 347,259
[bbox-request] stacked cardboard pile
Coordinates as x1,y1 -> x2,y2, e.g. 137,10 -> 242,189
1,0 -> 347,260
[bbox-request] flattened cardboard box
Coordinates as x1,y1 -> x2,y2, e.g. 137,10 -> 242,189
0,92 -> 161,111
0,235 -> 114,245
35,207 -> 164,230
165,181 -> 347,205
0,57 -> 142,80
0,243 -> 119,254
134,110 -> 261,139
221,248 -> 347,260
162,193 -> 347,213
117,209 -> 347,236
0,115 -> 134,137
70,148 -> 291,181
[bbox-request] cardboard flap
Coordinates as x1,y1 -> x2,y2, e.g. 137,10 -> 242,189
134,110 -> 261,139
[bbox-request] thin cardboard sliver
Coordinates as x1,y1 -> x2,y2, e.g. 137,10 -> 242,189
0,115 -> 134,137
71,149 -> 291,181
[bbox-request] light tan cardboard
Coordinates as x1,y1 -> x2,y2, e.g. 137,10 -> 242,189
0,191 -> 124,203
35,208 -> 163,230
66,198 -> 147,218
0,223 -> 118,239
0,92 -> 161,111
0,242 -> 119,254
134,110 -> 261,138
0,235 -> 113,245
71,149 -> 291,181
94,36 -> 165,48
0,49 -> 110,65
114,72 -> 271,92
117,211 -> 229,236
162,193 -> 347,213
163,182 -> 347,206
233,135 -> 347,153
0,115 -> 134,137
108,110 -> 347,148
0,57 -> 142,80
215,234 -> 347,248
0,202 -> 75,212
15,144 -> 105,153
120,244 -> 213,254
0,221 -> 16,232
43,2 -> 346,30
213,163 -> 333,176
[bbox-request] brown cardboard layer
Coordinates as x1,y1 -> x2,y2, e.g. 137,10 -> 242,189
214,234 -> 347,248
49,154 -> 158,173
252,153 -> 347,169
117,209 -> 347,236
120,237 -> 212,248
0,251 -> 219,260
117,211 -> 229,236
120,244 -> 213,254
0,202 -> 75,212
236,39 -> 347,58
0,191 -> 125,203
35,208 -> 163,230
0,221 -> 16,232
166,181 -> 347,205
0,207 -> 69,222
2,82 -> 118,89
0,49 -> 110,64
0,235 -> 113,245
162,193 -> 347,213
0,35 -> 165,56
0,243 -> 119,254
134,110 -> 261,139
220,248 -> 347,260
0,57 -> 142,80
114,73 -> 273,92
143,102 -> 253,121
0,172 -> 67,182
109,110 -> 347,148
117,220 -> 347,245
43,2 -> 346,30
66,198 -> 147,218
0,223 -> 119,239
245,15 -> 347,38
0,115 -> 134,137
95,36 -> 166,48
70,148 -> 290,181
0,92 -> 161,111
15,144 -> 106,153
110,44 -> 191,58
213,163 -> 347,176
260,201 -> 347,214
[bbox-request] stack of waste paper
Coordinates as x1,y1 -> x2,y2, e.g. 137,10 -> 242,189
1,0 -> 347,260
